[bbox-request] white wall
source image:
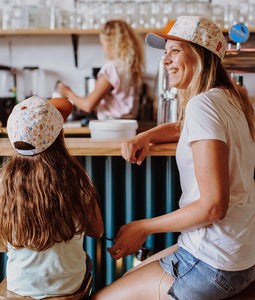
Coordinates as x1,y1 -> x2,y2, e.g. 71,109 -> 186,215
0,31 -> 163,101
1,0 -> 255,103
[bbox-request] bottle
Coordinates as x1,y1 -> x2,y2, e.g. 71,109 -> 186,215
133,247 -> 155,267
138,83 -> 154,122
235,75 -> 243,86
158,87 -> 178,125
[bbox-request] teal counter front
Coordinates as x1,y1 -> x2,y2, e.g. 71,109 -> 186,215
0,138 -> 180,291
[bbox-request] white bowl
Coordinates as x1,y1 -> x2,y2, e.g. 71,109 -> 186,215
89,119 -> 138,139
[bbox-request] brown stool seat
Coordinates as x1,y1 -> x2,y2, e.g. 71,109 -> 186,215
227,280 -> 255,299
0,274 -> 93,300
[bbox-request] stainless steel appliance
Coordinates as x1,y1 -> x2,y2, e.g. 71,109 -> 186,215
0,65 -> 16,127
223,48 -> 255,72
156,58 -> 178,125
23,66 -> 39,98
85,67 -> 101,95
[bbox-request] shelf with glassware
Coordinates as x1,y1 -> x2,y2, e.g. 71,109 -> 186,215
0,27 -> 163,36
2,26 -> 255,36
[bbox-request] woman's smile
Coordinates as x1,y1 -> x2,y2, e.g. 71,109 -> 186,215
163,40 -> 196,90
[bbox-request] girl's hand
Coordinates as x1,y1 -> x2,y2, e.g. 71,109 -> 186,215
107,220 -> 149,260
57,82 -> 72,99
121,133 -> 150,165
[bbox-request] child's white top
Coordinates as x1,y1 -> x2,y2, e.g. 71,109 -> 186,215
7,235 -> 86,299
96,59 -> 139,120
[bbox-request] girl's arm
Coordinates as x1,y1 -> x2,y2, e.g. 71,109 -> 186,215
109,139 -> 229,259
0,246 -> 7,252
121,122 -> 181,165
57,76 -> 112,113
84,199 -> 104,239
0,239 -> 7,252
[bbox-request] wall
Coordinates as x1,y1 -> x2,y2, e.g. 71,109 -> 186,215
0,32 -> 163,102
1,0 -> 255,104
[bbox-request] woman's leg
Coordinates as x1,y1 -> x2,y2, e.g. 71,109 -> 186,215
124,244 -> 178,276
91,260 -> 175,300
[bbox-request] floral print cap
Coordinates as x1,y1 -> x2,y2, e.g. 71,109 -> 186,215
146,16 -> 227,60
7,96 -> 72,156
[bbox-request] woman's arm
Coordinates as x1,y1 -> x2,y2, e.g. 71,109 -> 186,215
121,122 -> 181,165
109,139 -> 229,259
57,76 -> 112,113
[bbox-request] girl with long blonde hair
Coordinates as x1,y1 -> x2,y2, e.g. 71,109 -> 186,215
0,96 -> 104,299
57,19 -> 144,120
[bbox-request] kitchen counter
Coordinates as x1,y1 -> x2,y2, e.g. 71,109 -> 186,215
0,124 -> 91,136
0,136 -> 180,289
0,137 -> 177,157
0,121 -> 157,137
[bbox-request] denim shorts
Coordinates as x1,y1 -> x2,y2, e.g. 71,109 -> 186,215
159,247 -> 255,300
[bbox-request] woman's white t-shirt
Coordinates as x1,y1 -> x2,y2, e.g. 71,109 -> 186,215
176,88 -> 255,271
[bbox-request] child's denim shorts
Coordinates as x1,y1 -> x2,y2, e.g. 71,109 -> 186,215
159,247 -> 255,300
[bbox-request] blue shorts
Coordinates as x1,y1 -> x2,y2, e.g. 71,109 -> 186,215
159,247 -> 255,300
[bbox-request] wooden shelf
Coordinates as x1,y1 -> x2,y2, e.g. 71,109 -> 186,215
0,27 -> 161,36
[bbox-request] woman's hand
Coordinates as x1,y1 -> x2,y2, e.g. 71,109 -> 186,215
107,219 -> 149,260
121,133 -> 150,165
57,82 -> 72,99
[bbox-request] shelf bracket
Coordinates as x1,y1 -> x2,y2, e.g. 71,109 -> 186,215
71,34 -> 79,68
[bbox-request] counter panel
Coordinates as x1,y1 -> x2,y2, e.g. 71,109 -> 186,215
0,140 -> 180,291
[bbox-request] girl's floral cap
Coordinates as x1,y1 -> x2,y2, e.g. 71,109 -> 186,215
7,96 -> 73,156
146,16 -> 227,60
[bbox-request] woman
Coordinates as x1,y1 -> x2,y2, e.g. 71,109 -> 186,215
92,16 -> 255,300
57,19 -> 144,120
0,96 -> 104,298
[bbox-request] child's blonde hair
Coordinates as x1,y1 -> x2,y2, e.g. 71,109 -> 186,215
100,19 -> 144,88
0,133 -> 100,251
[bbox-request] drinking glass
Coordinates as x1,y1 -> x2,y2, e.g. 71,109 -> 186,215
150,0 -> 161,29
211,4 -> 224,28
239,0 -> 249,26
224,4 -> 240,29
162,0 -> 176,28
138,1 -> 150,29
248,3 -> 255,29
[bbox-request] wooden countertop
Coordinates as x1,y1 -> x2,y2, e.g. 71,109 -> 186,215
0,138 -> 177,157
0,125 -> 90,136
0,121 -> 157,136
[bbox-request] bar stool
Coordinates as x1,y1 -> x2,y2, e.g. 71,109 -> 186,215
0,273 -> 93,300
227,280 -> 255,299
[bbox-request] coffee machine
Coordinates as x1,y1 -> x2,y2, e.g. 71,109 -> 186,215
0,65 -> 17,127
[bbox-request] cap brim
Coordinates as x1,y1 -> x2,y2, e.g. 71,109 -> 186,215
49,98 -> 73,121
145,32 -> 188,49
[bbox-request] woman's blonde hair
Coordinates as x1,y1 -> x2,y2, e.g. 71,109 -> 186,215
0,132 -> 100,251
100,19 -> 144,88
178,42 -> 255,140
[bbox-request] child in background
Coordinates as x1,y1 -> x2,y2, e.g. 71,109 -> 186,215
57,19 -> 144,120
0,96 -> 104,298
